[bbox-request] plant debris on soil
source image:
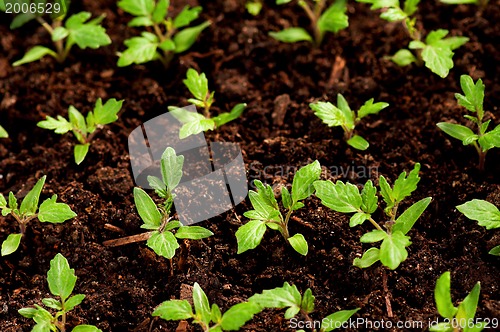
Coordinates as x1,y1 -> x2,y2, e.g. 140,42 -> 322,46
0,0 -> 499,331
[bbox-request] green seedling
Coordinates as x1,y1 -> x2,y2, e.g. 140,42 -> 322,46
249,282 -> 359,332
271,0 -> 348,47
236,161 -> 321,256
246,0 -> 263,16
430,272 -> 484,332
437,75 -> 499,171
103,147 -> 213,260
1,176 -> 76,256
18,253 -> 101,332
169,68 -> 246,139
153,282 -> 263,331
117,0 -> 210,67
357,0 -> 468,78
315,163 -> 432,270
37,98 -> 124,165
0,124 -> 7,138
310,94 -> 389,150
457,199 -> 500,256
2,1 -> 111,66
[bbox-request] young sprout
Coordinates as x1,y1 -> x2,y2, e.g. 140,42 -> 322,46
152,282 -> 262,332
437,75 -> 499,171
236,161 -> 321,256
37,98 -> 124,165
169,68 -> 246,139
18,253 -> 102,332
315,163 -> 432,270
2,1 -> 111,66
103,147 -> 213,260
357,0 -> 468,78
117,0 -> 210,67
0,124 -> 7,138
249,282 -> 359,332
430,272 -> 484,332
310,94 -> 389,150
271,0 -> 348,47
1,176 -> 76,256
246,0 -> 263,16
457,199 -> 500,256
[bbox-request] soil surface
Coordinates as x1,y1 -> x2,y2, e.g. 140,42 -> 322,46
0,0 -> 499,331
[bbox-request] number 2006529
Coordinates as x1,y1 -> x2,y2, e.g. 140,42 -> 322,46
3,1 -> 65,15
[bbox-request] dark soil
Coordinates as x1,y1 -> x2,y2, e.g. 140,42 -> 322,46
0,0 -> 499,331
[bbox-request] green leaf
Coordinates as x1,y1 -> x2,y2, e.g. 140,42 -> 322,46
179,118 -> 216,139
291,160 -> 321,203
74,144 -> 90,165
175,226 -> 213,239
347,135 -> 369,150
1,233 -> 22,256
392,197 -> 432,235
429,322 -> 454,332
93,98 -> 123,125
174,21 -> 211,53
321,308 -> 360,331
37,115 -> 73,134
276,0 -> 293,4
282,186 -> 292,209
118,0 -> 154,16
236,220 -> 267,254
193,282 -> 211,327
52,27 -> 69,42
380,7 -> 407,21
160,147 -> 184,191
455,75 -> 484,113
456,282 -> 480,324
212,103 -> 246,127
13,46 -> 57,66
248,282 -> 301,315
287,233 -> 308,256
421,44 -> 454,78
8,192 -> 18,211
391,49 -> 417,66
353,247 -> 380,268
457,199 -> 500,230
220,302 -> 262,330
183,68 -> 209,101
358,99 -> 389,119
317,0 -> 349,34
249,180 -> 280,215
246,1 -> 262,16
310,101 -> 346,128
42,298 -> 62,310
153,299 -> 193,320
403,0 -> 420,16
146,231 -> 179,259
361,180 -> 378,214
314,180 -> 362,213
336,94 -> 355,128
163,220 -> 182,231
128,16 -> 154,27
391,163 -> 421,204
488,245 -> 500,256
434,272 -> 458,319
301,288 -> 315,314
38,194 -> 77,223
0,193 -> 6,208
134,187 -> 161,228
173,5 -> 202,29
65,294 -> 85,311
360,230 -> 387,243
118,33 -> 159,67
439,0 -> 477,3
349,212 -> 371,227
20,175 -> 46,216
409,40 -> 426,49
10,13 -> 37,29
210,304 -> 222,324
47,253 -> 77,302
0,125 -> 7,138
71,325 -> 102,332
379,231 -> 411,269
65,12 -> 111,49
18,307 -> 38,319
147,175 -> 167,197
152,0 -> 169,23
269,27 -> 313,43
478,125 -> 500,151
69,106 -> 87,142
437,123 -> 478,145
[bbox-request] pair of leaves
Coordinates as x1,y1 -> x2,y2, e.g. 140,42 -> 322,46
430,272 -> 484,332
153,282 -> 262,331
13,11 -> 111,66
147,147 -> 184,199
310,94 -> 388,150
37,98 -> 123,164
379,163 -> 421,215
357,0 -> 419,21
236,161 -> 321,256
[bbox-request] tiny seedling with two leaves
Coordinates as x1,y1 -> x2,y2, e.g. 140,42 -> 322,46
249,282 -> 359,332
457,199 -> 500,256
1,1 -> 111,66
310,93 -> 389,150
315,163 -> 432,270
19,253 -> 101,332
169,68 -> 246,139
357,0 -> 468,78
117,0 -> 210,67
152,282 -> 263,331
1,175 -> 76,256
103,147 -> 213,260
37,98 -> 124,164
437,75 -> 499,171
430,272 -> 484,332
271,0 -> 348,47
0,124 -> 7,138
236,161 -> 321,256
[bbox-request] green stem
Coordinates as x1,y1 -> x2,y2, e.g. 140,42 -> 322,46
282,209 -> 293,240
298,0 -> 324,47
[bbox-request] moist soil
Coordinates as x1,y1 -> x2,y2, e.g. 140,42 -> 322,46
0,0 -> 499,331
